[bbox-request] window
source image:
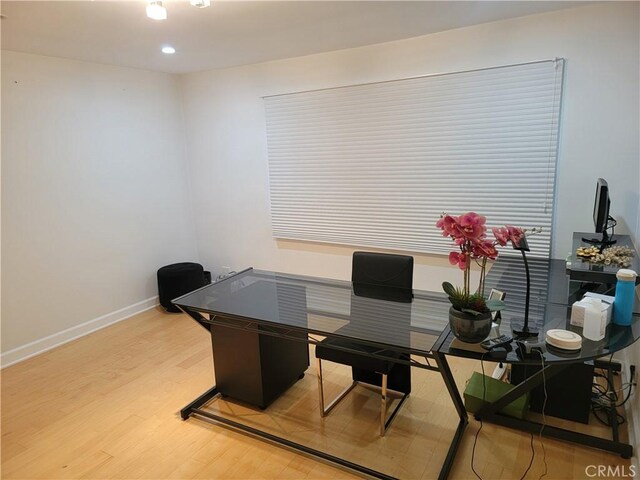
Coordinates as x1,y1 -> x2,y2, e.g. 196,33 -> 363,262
264,59 -> 564,258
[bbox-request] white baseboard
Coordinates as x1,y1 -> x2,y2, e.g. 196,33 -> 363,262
1,296 -> 159,368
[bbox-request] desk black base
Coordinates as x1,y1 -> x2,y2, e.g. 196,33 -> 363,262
433,351 -> 469,480
181,386 -> 398,480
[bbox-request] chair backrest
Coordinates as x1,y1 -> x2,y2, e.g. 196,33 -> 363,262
351,251 -> 414,303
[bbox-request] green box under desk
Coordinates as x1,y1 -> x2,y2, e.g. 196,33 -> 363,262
464,372 -> 529,419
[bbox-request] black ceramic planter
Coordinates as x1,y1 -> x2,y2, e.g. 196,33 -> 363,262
448,307 -> 492,343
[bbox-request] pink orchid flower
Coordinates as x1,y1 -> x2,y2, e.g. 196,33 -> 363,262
459,212 -> 486,227
449,251 -> 468,270
473,239 -> 498,260
437,213 -> 533,303
458,212 -> 487,241
437,214 -> 464,238
507,225 -> 525,246
492,227 -> 509,246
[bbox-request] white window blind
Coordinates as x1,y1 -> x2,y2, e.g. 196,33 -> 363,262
264,59 -> 564,258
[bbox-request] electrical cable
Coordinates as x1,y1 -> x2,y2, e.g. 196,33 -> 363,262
607,215 -> 617,238
608,383 -> 633,400
593,372 -> 613,392
519,433 -> 535,480
592,382 -> 608,396
471,352 -> 545,480
591,404 -> 626,427
536,350 -> 548,480
470,350 -> 556,479
470,352 -> 489,480
609,382 -> 633,408
518,350 -> 548,480
592,377 -> 632,405
589,357 -> 635,428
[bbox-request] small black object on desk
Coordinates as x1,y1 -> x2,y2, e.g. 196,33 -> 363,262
488,346 -> 508,360
480,334 -> 513,350
515,340 -> 546,358
510,235 -> 538,338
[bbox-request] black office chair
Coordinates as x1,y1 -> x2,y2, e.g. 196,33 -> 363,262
314,251 -> 413,436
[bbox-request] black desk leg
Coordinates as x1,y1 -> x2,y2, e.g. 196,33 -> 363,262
180,386 -> 220,420
433,352 -> 469,480
189,407 -> 397,480
483,413 -> 633,458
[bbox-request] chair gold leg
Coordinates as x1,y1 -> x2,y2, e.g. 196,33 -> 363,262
317,361 -> 408,436
380,373 -> 388,436
316,357 -> 358,418
379,385 -> 409,437
316,357 -> 326,416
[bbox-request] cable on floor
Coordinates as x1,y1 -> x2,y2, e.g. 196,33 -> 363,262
536,350 -> 548,480
590,359 -> 635,427
470,352 -> 489,480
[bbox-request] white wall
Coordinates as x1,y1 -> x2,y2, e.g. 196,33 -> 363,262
2,3 -> 638,368
179,2 -> 639,291
1,52 -> 198,361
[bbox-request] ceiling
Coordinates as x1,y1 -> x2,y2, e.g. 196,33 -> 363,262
1,1 -> 587,74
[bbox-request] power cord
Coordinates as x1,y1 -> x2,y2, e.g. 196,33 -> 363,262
606,215 -> 617,238
590,359 -> 634,427
536,350 -> 548,480
470,352 -> 548,480
470,352 -> 488,480
216,271 -> 237,282
517,351 -> 549,480
520,431 -> 536,480
472,352 -> 631,479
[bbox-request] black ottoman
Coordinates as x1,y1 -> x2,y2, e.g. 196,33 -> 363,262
157,263 -> 209,313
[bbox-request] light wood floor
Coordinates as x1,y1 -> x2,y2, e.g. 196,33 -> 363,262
1,308 -> 631,479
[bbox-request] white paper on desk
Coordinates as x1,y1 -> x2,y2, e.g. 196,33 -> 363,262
583,298 -> 606,341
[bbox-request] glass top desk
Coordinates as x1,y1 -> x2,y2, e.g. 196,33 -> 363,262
175,268 -> 452,361
174,258 -> 640,480
434,256 -> 640,471
174,268 -> 454,480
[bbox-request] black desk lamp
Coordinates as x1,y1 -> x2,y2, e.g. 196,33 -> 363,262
511,235 -> 538,338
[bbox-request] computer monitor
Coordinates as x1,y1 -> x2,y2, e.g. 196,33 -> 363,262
582,178 -> 616,246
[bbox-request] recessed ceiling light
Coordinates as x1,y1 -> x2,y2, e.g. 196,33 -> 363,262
146,1 -> 167,20
162,46 -> 176,55
190,0 -> 211,8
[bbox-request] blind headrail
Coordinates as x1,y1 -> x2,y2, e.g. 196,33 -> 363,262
262,58 -> 564,100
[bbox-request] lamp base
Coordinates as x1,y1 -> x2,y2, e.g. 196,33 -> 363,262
511,320 -> 539,339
